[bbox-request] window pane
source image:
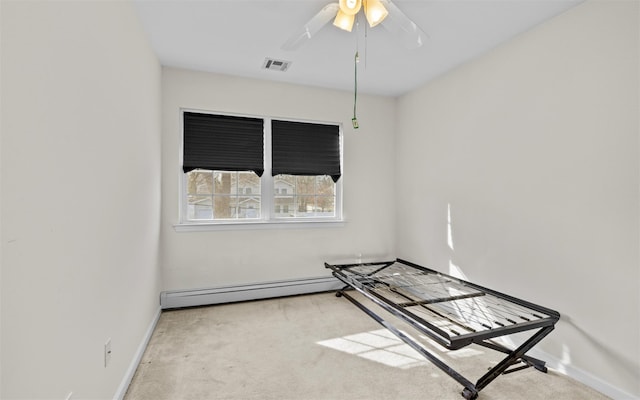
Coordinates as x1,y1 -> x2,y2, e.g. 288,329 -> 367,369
214,171 -> 234,195
295,176 -> 316,195
276,175 -> 295,189
274,175 -> 294,217
214,195 -> 234,219
274,174 -> 336,219
238,172 -> 260,194
316,195 -> 335,215
317,175 -> 335,196
296,195 -> 315,216
274,192 -> 294,216
238,172 -> 260,187
238,196 -> 260,219
186,170 -> 213,195
192,171 -> 261,220
188,195 -> 213,220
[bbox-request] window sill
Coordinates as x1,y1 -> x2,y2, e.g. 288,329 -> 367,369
173,219 -> 346,232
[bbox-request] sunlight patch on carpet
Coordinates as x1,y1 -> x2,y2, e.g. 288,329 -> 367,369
317,329 -> 429,369
318,328 -> 485,369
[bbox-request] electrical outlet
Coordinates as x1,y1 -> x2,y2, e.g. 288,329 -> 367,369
104,338 -> 112,367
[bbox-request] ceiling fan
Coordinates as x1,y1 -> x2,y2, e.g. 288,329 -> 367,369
282,0 -> 427,51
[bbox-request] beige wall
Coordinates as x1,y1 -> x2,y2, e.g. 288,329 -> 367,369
161,67 -> 396,289
0,1 -> 162,398
396,0 -> 639,397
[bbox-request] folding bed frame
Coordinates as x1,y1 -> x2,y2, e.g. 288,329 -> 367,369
325,258 -> 560,399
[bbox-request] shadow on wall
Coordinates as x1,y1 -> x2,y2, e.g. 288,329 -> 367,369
557,314 -> 639,381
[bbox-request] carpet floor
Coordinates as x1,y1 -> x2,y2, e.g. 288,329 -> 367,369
124,292 -> 609,400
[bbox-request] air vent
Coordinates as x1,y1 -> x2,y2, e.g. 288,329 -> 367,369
262,57 -> 291,72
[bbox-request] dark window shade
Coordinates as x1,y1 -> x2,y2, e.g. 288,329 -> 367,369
183,112 -> 264,176
272,120 -> 341,182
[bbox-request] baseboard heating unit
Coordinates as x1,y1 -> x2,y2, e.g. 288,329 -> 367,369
160,276 -> 343,309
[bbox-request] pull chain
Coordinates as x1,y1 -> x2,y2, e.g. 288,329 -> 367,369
352,51 -> 359,129
352,16 -> 360,129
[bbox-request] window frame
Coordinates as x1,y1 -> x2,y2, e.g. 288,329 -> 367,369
177,108 -> 344,230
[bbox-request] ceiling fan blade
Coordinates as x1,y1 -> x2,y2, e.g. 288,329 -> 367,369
379,0 -> 427,50
282,3 -> 340,51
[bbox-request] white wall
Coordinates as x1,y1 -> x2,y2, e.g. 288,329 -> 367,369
396,0 -> 639,397
161,67 -> 396,290
0,0 -> 4,395
0,0 -> 3,394
1,1 -> 162,398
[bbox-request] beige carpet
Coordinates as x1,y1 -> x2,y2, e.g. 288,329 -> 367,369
124,292 -> 609,400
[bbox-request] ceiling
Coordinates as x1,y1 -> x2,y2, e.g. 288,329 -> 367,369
132,0 -> 582,97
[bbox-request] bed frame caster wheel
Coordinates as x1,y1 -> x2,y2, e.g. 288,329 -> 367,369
335,291 -> 343,298
462,388 -> 478,400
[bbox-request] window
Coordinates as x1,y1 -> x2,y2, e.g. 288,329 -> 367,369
186,170 -> 261,220
180,110 -> 342,226
273,175 -> 335,218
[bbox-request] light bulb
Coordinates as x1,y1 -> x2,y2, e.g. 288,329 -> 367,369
333,10 -> 355,31
339,0 -> 362,16
364,0 -> 388,27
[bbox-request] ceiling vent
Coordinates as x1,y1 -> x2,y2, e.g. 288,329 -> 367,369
262,57 -> 291,72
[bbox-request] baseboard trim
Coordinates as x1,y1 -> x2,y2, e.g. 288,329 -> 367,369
114,307 -> 162,400
160,276 -> 344,309
528,348 -> 639,400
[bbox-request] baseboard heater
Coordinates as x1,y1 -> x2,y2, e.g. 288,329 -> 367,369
160,276 -> 344,309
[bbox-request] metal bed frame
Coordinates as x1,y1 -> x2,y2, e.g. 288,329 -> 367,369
325,258 -> 560,400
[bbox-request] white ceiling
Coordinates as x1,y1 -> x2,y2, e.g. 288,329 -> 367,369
132,0 -> 583,97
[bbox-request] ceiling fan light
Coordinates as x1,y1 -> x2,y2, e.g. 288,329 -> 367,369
338,0 -> 362,16
363,0 -> 388,27
333,10 -> 355,32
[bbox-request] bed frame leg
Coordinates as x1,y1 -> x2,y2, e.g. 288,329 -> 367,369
476,339 -> 549,374
335,285 -> 350,297
462,388 -> 479,400
474,326 -> 555,393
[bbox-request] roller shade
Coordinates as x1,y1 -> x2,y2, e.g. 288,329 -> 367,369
271,120 -> 341,182
183,112 -> 264,176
